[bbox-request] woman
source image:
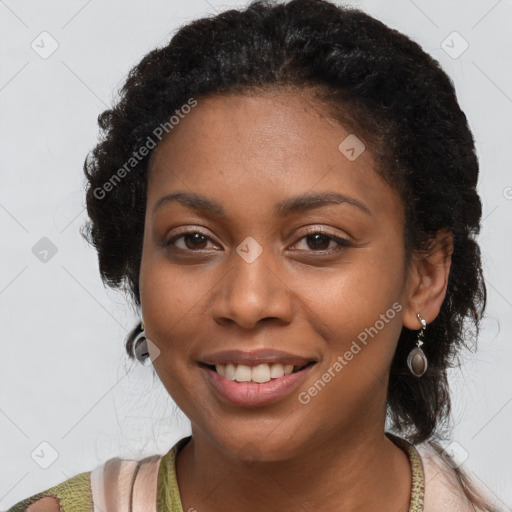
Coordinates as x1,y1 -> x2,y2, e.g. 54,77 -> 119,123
7,0 -> 505,510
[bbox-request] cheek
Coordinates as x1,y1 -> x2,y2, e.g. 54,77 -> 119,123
139,259 -> 212,410
139,254 -> 213,357
296,247 -> 405,375
296,264 -> 404,419
306,252 -> 403,329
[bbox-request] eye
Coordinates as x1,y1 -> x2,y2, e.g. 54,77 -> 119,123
291,230 -> 352,253
164,228 -> 352,254
165,230 -> 219,252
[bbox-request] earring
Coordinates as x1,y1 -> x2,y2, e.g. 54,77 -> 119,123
133,321 -> 151,365
407,313 -> 428,377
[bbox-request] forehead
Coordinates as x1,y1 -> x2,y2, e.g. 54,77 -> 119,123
146,90 -> 402,221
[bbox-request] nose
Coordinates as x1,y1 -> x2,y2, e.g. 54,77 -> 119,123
209,243 -> 294,330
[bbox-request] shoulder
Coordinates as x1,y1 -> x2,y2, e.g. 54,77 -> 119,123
91,453 -> 163,512
416,442 -> 474,510
5,471 -> 93,512
7,438 -> 190,512
415,442 -> 504,512
5,453 -> 164,512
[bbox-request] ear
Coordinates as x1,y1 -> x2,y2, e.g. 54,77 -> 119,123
402,228 -> 453,330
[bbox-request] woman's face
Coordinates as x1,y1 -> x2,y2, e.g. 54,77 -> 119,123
140,89 -> 414,460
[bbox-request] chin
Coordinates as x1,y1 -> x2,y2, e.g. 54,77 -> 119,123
202,421 -> 312,464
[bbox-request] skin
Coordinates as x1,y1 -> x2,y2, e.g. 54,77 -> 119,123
139,88 -> 453,512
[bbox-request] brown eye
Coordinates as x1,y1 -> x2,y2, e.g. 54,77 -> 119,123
183,233 -> 208,250
292,230 -> 352,253
165,231 -> 215,251
306,233 -> 331,250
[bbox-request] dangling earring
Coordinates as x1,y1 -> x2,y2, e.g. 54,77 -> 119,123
407,313 -> 428,377
133,321 -> 150,365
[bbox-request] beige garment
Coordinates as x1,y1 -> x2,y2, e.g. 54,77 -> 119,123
416,442 -> 504,512
88,440 -> 503,512
90,454 -> 162,512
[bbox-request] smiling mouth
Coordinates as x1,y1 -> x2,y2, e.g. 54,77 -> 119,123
201,361 -> 316,384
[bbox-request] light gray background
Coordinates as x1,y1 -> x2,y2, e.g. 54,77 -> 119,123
1,0 -> 511,509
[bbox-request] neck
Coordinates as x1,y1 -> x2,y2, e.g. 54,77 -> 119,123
175,426 -> 412,512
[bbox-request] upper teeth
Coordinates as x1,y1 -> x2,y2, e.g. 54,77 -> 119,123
215,363 -> 295,383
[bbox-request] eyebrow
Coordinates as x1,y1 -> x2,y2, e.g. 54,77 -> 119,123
152,190 -> 372,217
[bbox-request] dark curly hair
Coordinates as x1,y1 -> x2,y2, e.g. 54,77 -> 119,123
81,0 -> 491,508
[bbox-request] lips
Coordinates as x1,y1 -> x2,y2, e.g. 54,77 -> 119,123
198,349 -> 317,407
200,348 -> 315,368
199,349 -> 316,383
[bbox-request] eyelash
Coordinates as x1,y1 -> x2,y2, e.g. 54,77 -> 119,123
164,228 -> 352,254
